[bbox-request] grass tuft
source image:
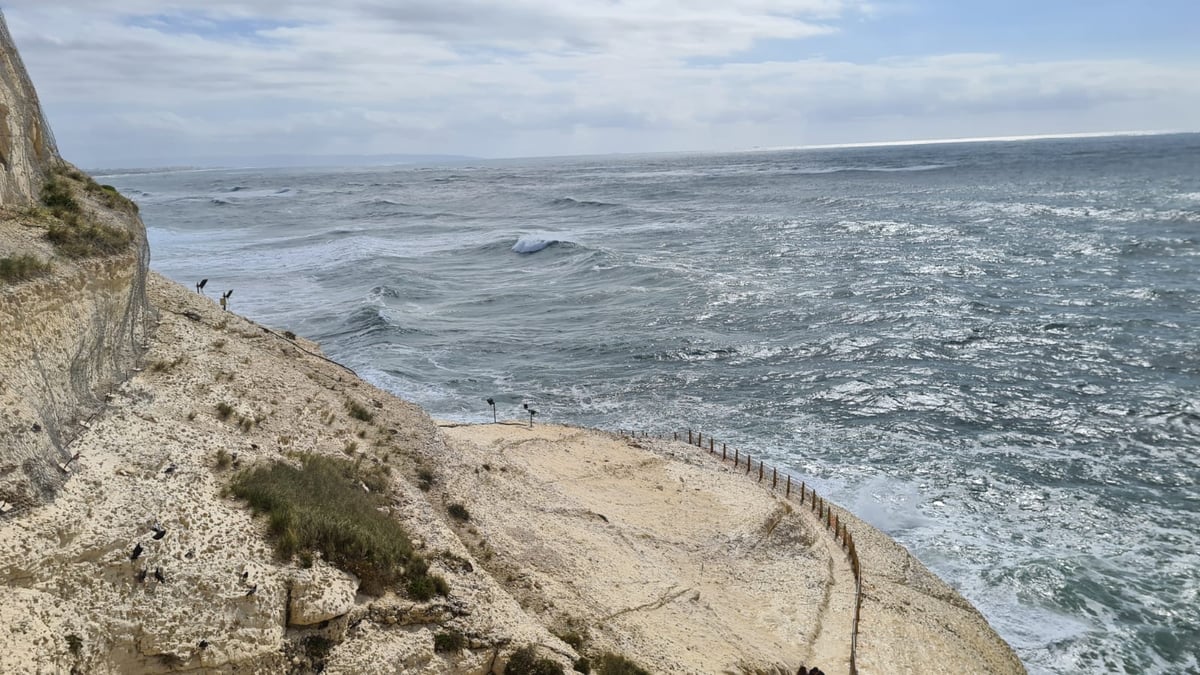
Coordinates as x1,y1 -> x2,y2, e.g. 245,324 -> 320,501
40,176 -> 79,215
505,646 -> 564,675
215,402 -> 235,420
346,399 -> 375,422
433,630 -> 466,653
229,454 -> 443,597
0,255 -> 51,283
447,502 -> 471,522
45,220 -> 132,258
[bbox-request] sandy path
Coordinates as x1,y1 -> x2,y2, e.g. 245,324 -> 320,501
437,422 -> 854,674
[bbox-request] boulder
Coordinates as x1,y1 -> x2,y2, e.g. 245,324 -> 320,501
289,565 -> 359,626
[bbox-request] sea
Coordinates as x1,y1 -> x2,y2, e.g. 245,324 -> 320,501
99,133 -> 1200,674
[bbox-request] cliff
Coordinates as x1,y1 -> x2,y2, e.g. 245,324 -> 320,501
0,14 -> 1024,675
0,11 -> 152,511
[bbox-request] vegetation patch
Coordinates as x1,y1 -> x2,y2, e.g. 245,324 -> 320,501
505,646 -> 564,675
346,399 -> 375,422
229,454 -> 444,596
0,254 -> 50,283
594,653 -> 651,675
45,220 -> 131,258
40,175 -> 79,216
433,630 -> 466,653
149,355 -> 185,373
215,402 -> 235,421
447,503 -> 471,522
417,467 -> 435,492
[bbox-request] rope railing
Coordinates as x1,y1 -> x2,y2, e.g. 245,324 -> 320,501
621,428 -> 863,675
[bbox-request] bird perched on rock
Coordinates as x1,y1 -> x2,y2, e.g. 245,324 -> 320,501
135,568 -> 147,583
196,279 -> 208,294
245,584 -> 257,596
153,567 -> 166,583
151,523 -> 167,540
130,542 -> 144,560
220,289 -> 233,311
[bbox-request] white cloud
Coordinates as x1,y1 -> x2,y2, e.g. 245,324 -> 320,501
2,1 -> 1196,165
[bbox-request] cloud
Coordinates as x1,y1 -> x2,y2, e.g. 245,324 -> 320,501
2,1 -> 1196,165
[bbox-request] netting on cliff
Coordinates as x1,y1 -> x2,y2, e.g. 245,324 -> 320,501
0,10 -> 60,165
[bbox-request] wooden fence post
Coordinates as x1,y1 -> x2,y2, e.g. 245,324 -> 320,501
697,432 -> 702,447
688,430 -> 693,444
734,448 -> 739,466
758,461 -> 763,481
746,454 -> 751,474
786,475 -> 791,496
772,467 -> 777,488
709,438 -> 714,453
801,483 -> 806,503
722,444 -> 727,461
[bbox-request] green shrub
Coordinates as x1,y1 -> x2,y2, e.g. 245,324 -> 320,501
229,454 -> 435,596
505,646 -> 564,675
433,630 -> 466,653
406,572 -> 449,601
573,657 -> 591,673
0,255 -> 50,283
447,503 -> 471,522
40,177 -> 79,215
594,653 -> 650,675
215,402 -> 235,420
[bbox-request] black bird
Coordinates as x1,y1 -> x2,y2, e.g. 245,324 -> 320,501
130,542 -> 144,560
245,584 -> 257,596
486,398 -> 496,423
151,523 -> 167,540
153,567 -> 166,583
135,568 -> 147,583
163,463 -> 177,475
198,640 -> 209,650
196,279 -> 208,294
241,570 -> 249,581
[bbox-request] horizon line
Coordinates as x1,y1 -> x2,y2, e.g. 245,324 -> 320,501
744,129 -> 1187,153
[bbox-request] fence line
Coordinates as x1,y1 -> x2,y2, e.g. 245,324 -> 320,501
621,428 -> 862,675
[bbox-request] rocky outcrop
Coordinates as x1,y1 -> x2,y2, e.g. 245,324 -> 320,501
0,12 -> 58,205
0,10 -> 152,510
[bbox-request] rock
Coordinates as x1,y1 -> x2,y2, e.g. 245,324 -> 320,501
289,566 -> 360,626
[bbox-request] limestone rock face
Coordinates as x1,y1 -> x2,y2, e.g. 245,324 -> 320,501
0,10 -> 152,509
0,12 -> 59,205
289,565 -> 360,626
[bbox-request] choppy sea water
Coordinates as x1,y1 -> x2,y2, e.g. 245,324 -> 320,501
102,134 -> 1200,674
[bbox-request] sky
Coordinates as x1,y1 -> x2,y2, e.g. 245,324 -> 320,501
3,0 -> 1198,167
